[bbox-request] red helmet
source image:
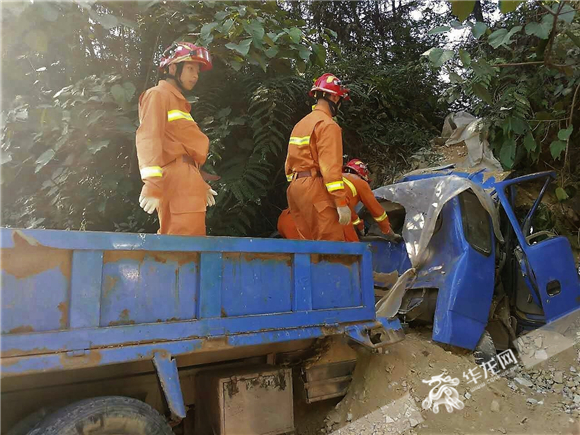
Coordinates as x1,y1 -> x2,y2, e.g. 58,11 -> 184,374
309,73 -> 350,101
344,159 -> 370,182
159,42 -> 212,71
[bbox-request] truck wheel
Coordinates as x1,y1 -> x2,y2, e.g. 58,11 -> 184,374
473,330 -> 497,366
30,396 -> 173,435
6,408 -> 54,435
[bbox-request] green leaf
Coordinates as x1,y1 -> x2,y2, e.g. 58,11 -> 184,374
524,131 -> 537,152
511,117 -> 528,135
451,0 -> 475,21
35,149 -> 55,173
500,137 -> 516,168
225,39 -> 253,57
450,20 -> 464,29
525,15 -> 553,40
243,19 -> 265,41
110,84 -> 126,105
312,44 -> 326,67
264,46 -> 279,58
298,46 -> 311,61
201,22 -> 219,40
459,49 -> 471,67
88,139 -> 110,155
428,26 -> 451,35
220,19 -> 235,34
122,82 -> 136,102
286,27 -> 302,43
449,72 -> 463,83
559,4 -> 576,24
326,29 -> 338,38
472,22 -> 488,39
556,187 -> 570,202
558,126 -> 574,141
423,48 -> 454,68
488,26 -> 522,48
499,0 -> 523,14
472,82 -> 493,104
214,11 -> 228,21
550,140 -> 567,159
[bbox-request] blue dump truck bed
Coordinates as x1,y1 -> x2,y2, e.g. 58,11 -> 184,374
1,228 -> 402,379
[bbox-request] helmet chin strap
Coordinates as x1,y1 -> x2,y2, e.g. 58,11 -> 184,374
322,95 -> 343,117
165,63 -> 187,93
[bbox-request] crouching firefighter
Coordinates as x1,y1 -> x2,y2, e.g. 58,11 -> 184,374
284,73 -> 351,241
278,159 -> 396,242
136,42 -> 217,235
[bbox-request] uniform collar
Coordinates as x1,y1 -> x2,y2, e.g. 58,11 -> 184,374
158,80 -> 186,101
313,104 -> 333,119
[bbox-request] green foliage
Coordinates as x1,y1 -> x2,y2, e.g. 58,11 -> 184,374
429,1 -> 580,176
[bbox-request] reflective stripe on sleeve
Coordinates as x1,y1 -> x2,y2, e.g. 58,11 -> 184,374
140,166 -> 163,179
325,181 -> 344,192
167,110 -> 194,122
289,136 -> 311,147
374,211 -> 388,222
352,218 -> 362,225
343,177 -> 357,197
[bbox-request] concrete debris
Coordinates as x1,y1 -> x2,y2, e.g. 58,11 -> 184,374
515,377 -> 533,388
526,398 -> 538,405
498,427 -> 507,434
491,400 -> 500,412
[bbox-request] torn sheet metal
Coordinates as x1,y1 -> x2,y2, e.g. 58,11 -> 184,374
442,111 -> 503,172
373,175 -> 503,318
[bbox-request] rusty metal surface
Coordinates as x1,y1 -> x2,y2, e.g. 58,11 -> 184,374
1,227 -> 402,378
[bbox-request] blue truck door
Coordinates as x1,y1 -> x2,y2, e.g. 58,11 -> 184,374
497,172 -> 580,322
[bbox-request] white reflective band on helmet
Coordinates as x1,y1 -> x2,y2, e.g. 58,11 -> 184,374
167,110 -> 194,122
343,177 -> 357,197
326,181 -> 344,192
289,136 -> 311,146
352,218 -> 362,225
375,211 -> 388,222
140,166 -> 163,179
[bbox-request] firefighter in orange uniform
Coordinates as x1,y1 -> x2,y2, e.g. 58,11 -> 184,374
284,73 -> 351,241
278,159 -> 395,241
136,42 -> 217,235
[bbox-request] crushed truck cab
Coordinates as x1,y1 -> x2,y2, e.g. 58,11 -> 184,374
365,167 -> 580,352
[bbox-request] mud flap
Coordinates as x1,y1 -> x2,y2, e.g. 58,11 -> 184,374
153,352 -> 186,423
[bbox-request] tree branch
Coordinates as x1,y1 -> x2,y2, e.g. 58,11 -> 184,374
563,82 -> 580,174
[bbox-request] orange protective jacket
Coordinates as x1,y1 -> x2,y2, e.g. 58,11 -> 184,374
135,80 -> 210,235
285,106 -> 347,208
278,173 -> 391,242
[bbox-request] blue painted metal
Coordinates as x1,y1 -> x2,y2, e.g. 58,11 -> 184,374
1,228 -> 402,378
153,352 -> 187,421
495,171 -> 580,322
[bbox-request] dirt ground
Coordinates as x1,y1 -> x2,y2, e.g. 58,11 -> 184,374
295,329 -> 580,435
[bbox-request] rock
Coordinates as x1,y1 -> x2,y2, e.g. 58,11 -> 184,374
575,395 -> 580,404
385,416 -> 394,424
465,392 -> 472,400
534,336 -> 543,348
410,418 -> 420,427
498,428 -> 507,434
535,350 -> 548,360
527,398 -> 538,405
515,377 -> 533,387
347,413 -> 353,422
520,417 -> 528,424
491,400 -> 500,412
554,384 -> 564,393
571,367 -> 577,373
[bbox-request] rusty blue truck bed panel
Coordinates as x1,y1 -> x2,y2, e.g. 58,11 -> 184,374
1,228 -> 401,377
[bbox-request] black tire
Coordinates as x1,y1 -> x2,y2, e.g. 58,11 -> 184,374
30,396 -> 173,435
473,330 -> 497,366
6,408 -> 54,435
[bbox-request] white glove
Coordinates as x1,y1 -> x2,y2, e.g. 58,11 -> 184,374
337,205 -> 351,226
206,188 -> 217,207
139,195 -> 159,214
